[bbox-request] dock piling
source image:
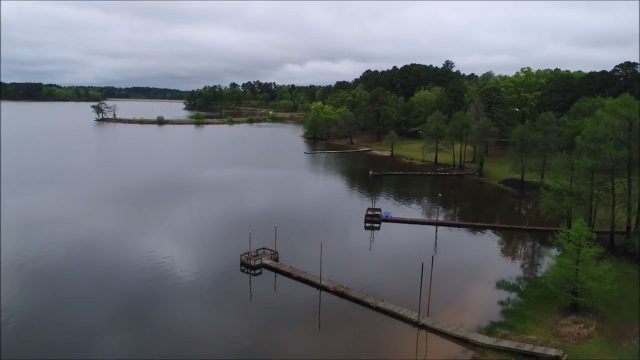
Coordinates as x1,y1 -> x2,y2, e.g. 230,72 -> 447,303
427,255 -> 434,317
417,262 -> 424,321
319,242 -> 323,287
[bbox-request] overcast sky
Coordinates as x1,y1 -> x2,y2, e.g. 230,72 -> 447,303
1,1 -> 638,90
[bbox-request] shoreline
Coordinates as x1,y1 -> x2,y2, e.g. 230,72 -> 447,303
96,116 -> 304,125
105,98 -> 186,103
326,138 -> 522,193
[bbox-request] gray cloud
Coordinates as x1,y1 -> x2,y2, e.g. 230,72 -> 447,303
1,1 -> 638,90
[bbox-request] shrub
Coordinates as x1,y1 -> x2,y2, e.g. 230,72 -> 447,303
225,118 -> 235,125
192,112 -> 205,121
156,115 -> 165,124
247,116 -> 256,124
268,112 -> 282,122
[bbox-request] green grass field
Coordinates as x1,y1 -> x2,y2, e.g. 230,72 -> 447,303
371,138 -> 540,187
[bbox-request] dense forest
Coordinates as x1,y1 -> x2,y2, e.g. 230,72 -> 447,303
184,61 -> 638,139
0,82 -> 190,101
187,60 -> 640,249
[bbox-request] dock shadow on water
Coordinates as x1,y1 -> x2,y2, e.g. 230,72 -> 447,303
3,101 -> 557,359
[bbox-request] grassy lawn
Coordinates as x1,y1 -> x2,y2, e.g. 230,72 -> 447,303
483,258 -> 639,359
371,138 -> 539,187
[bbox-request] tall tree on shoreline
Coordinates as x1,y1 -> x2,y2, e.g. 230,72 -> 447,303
579,106 -> 626,249
533,112 -> 559,185
470,115 -> 497,177
547,219 -> 611,312
510,123 -> 536,194
366,87 -> 397,140
422,111 -> 447,165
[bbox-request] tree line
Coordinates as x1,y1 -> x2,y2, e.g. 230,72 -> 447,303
183,80 -> 331,112
0,82 -> 190,101
298,60 -> 639,248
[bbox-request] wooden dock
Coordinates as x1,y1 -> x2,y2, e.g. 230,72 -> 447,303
364,208 -> 625,235
304,148 -> 372,154
369,170 -> 476,176
240,248 -> 566,359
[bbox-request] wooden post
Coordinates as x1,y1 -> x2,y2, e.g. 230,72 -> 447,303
317,285 -> 322,331
319,242 -> 323,286
433,207 -> 439,255
415,328 -> 420,359
417,262 -> 424,320
274,225 -> 278,250
249,231 -> 252,253
249,269 -> 253,302
427,255 -> 434,317
318,241 -> 323,331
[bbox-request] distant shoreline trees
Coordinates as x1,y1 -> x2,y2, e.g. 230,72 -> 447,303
1,82 -> 190,101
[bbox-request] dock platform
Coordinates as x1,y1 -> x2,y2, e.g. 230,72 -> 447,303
240,248 -> 566,359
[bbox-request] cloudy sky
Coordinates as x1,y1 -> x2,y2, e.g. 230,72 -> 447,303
1,1 -> 638,90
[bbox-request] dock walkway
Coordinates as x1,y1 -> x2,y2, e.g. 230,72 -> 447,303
304,148 -> 372,154
365,208 -> 625,235
240,248 -> 566,359
369,170 -> 476,176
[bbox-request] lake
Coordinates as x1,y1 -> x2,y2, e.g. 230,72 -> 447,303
1,100 -> 554,358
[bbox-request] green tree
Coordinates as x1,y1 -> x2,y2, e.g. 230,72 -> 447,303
410,87 -> 444,130
594,95 -> 639,242
469,115 -> 497,177
533,112 -> 559,185
449,111 -> 472,169
501,67 -> 546,124
467,97 -> 486,162
578,106 -> 626,248
332,107 -> 358,144
510,123 -> 536,194
559,97 -> 606,228
546,219 -> 611,312
90,102 -> 108,120
422,111 -> 447,164
385,130 -> 398,157
366,87 -> 397,140
303,102 -> 337,140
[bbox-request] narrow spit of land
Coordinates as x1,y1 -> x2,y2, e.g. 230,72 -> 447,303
96,118 -> 250,125
95,115 -> 305,125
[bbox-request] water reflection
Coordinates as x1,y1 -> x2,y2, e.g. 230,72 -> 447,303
307,142 -> 551,278
2,102 -> 555,358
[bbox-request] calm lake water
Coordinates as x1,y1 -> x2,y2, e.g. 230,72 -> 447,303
1,100 -> 555,359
